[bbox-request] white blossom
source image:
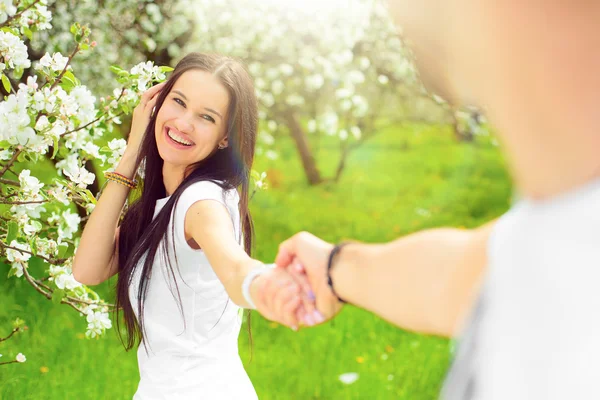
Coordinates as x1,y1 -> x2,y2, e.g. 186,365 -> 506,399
350,126 -> 361,140
129,61 -> 165,92
36,52 -> 69,72
63,162 -> 95,189
70,86 -> 97,124
0,149 -> 12,160
339,129 -> 348,141
23,220 -> 42,235
0,90 -> 36,147
339,372 -> 359,385
265,150 -> 278,160
15,353 -> 26,363
47,183 -> 70,205
106,138 -> 127,166
6,240 -> 31,278
0,31 -> 31,72
18,170 -> 44,196
58,209 -> 81,241
18,76 -> 39,92
85,310 -> 112,338
55,273 -> 82,290
0,0 -> 17,25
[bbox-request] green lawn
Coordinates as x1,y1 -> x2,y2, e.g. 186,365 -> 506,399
0,123 -> 511,399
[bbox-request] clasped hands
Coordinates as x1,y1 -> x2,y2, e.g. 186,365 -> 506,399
249,232 -> 344,330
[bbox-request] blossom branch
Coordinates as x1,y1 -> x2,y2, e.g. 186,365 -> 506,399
0,199 -> 48,205
0,241 -> 67,265
0,178 -> 20,186
50,43 -> 80,91
61,110 -> 124,138
0,0 -> 42,28
0,327 -> 20,343
0,147 -> 23,179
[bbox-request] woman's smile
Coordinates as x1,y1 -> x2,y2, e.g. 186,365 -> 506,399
164,126 -> 196,149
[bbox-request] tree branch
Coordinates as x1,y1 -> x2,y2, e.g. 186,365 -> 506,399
0,147 -> 23,179
0,0 -> 42,28
0,327 -> 20,343
0,199 -> 48,205
49,44 -> 80,91
0,241 -> 66,265
0,178 -> 20,186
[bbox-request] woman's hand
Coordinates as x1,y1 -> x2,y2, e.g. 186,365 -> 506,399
250,264 -> 318,330
125,81 -> 166,158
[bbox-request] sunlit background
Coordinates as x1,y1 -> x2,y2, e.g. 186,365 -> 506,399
0,0 -> 509,399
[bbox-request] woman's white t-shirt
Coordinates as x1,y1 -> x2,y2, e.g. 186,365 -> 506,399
128,181 -> 257,399
442,177 -> 600,399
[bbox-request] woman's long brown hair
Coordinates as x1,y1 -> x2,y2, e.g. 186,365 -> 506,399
115,53 -> 258,351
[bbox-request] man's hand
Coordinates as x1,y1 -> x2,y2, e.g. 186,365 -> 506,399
275,232 -> 344,325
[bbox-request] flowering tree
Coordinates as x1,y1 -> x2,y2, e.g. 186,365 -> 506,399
1,0 -> 269,366
0,0 -> 176,364
20,0 -> 481,186
181,0 -> 424,184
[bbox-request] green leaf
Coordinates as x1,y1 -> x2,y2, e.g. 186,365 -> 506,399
57,243 -> 70,259
52,289 -> 65,305
23,27 -> 33,41
13,67 -> 23,80
109,65 -> 125,75
30,220 -> 43,232
1,27 -> 19,36
28,237 -> 37,256
82,189 -> 97,205
70,23 -> 78,35
12,318 -> 25,329
80,43 -> 90,51
63,70 -> 78,84
7,221 -> 18,243
51,135 -> 59,159
159,66 -> 174,73
1,74 -> 12,93
61,72 -> 76,91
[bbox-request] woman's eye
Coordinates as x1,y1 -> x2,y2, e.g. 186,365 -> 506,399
201,114 -> 216,123
174,98 -> 185,107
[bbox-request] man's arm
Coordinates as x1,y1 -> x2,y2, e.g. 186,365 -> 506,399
276,220 -> 496,336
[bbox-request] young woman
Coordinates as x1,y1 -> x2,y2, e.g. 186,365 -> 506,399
73,53 -> 315,399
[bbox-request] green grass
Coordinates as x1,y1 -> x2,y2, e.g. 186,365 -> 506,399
0,123 -> 511,399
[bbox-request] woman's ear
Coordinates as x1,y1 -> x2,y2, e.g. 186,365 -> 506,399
218,137 -> 228,150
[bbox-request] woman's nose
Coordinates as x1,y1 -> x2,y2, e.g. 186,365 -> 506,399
173,115 -> 194,134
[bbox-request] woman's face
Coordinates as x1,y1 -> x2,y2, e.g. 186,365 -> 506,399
154,69 -> 230,168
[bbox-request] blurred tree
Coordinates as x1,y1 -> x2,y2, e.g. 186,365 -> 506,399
18,0 -> 481,185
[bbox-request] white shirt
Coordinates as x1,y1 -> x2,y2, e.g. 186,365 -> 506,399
129,181 -> 257,399
442,178 -> 600,399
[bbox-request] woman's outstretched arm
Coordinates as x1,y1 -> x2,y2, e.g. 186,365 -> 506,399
185,199 -> 314,329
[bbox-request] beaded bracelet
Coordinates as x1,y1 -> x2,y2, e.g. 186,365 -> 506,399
104,171 -> 138,189
327,242 -> 351,304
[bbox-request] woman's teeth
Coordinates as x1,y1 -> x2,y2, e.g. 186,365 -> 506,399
167,128 -> 194,146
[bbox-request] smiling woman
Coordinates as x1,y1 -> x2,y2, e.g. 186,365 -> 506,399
72,52 -> 315,399
154,69 -> 231,194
